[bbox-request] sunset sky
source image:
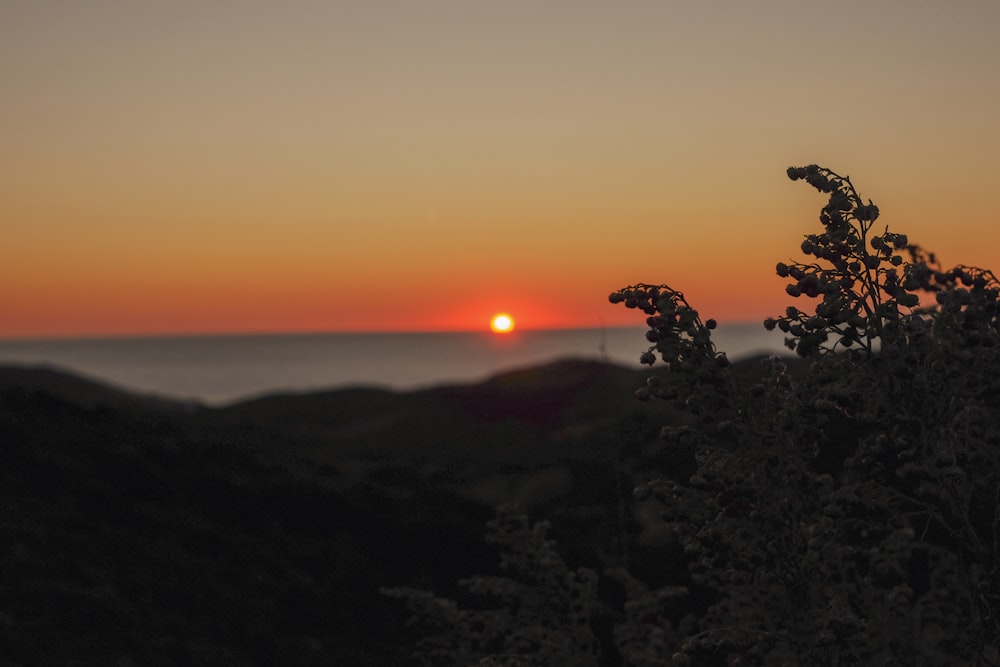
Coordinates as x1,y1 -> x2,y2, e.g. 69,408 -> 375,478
2,0 -> 998,338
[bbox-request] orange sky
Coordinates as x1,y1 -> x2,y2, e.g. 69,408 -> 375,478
2,1 -> 998,338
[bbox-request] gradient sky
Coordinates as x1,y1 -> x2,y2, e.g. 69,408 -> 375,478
2,0 -> 998,338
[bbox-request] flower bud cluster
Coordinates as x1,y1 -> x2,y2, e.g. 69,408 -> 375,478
609,283 -> 722,368
920,264 -> 1000,349
610,283 -> 734,419
771,165 -> 925,357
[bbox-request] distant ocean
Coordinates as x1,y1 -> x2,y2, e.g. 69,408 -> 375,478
0,324 -> 787,406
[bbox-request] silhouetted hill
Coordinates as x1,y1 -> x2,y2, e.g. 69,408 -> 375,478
0,363 -> 195,412
219,358 -> 678,465
0,356 -> 784,664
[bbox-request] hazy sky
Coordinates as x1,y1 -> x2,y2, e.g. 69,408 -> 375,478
2,0 -> 998,337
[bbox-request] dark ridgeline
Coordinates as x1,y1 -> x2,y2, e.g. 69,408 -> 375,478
0,356 -> 718,665
0,325 -> 788,406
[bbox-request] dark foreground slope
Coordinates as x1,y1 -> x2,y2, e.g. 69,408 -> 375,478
0,357 -> 741,664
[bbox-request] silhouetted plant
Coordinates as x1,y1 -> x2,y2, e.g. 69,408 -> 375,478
765,165 -> 999,359
385,165 -> 1000,666
614,164 -> 1000,665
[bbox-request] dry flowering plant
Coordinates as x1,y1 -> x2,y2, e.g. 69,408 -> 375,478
385,165 -> 1000,666
612,164 -> 1000,665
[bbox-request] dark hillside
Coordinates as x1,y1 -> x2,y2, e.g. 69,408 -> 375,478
0,364 -> 195,412
0,356 -> 729,664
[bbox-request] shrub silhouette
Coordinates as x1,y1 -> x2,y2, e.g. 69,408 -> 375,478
382,507 -> 604,666
386,165 -> 1000,665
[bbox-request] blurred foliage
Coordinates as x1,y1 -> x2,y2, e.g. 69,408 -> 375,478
383,507 -> 603,667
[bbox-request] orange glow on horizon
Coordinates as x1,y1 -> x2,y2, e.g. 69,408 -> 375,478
1,3 -> 998,341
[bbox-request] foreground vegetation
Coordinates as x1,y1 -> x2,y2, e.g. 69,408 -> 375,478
386,166 -> 1000,665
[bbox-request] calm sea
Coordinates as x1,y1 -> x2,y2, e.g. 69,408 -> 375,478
0,324 -> 786,406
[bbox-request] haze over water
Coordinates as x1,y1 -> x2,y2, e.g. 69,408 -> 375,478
0,324 -> 785,405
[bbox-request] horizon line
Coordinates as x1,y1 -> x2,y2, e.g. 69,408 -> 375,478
0,320 -> 769,344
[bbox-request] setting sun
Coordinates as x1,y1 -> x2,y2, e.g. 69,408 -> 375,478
490,313 -> 515,334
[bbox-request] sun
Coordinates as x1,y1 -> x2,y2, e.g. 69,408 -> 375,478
490,313 -> 515,334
